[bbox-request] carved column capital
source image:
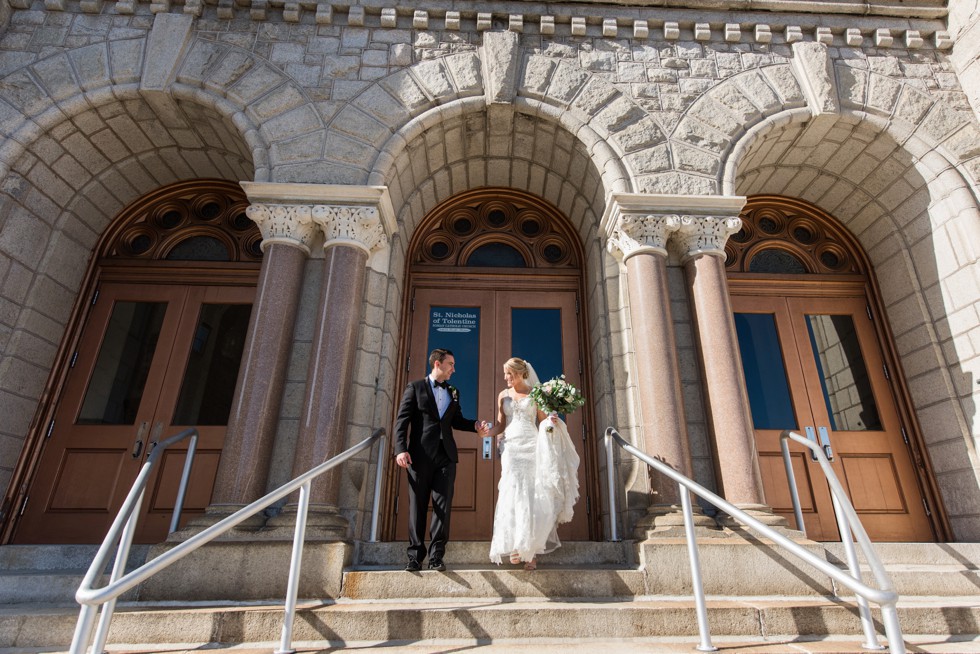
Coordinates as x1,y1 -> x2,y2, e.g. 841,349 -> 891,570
675,215 -> 742,261
607,213 -> 682,260
245,203 -> 317,254
311,204 -> 388,255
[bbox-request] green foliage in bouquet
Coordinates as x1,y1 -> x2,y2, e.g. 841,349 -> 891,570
530,375 -> 587,415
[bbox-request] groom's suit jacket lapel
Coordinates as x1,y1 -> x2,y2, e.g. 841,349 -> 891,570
421,378 -> 441,422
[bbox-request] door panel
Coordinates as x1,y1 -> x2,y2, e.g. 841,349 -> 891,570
732,294 -> 932,541
395,286 -> 588,541
15,283 -> 253,544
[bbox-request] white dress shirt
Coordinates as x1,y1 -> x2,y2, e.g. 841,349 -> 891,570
429,375 -> 450,417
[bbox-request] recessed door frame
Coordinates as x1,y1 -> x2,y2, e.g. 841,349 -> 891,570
1,179 -> 261,544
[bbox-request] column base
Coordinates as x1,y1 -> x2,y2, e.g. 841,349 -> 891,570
168,503 -> 269,542
262,504 -> 349,541
633,503 -> 724,539
715,503 -> 806,539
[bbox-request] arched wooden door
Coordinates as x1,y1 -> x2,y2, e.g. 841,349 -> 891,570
727,196 -> 943,541
10,180 -> 262,544
388,189 -> 597,542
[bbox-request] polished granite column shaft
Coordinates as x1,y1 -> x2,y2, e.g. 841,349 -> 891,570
211,242 -> 308,508
291,243 -> 368,515
608,205 -> 714,536
676,214 -> 781,525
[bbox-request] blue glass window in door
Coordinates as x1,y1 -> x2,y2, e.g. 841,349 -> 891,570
805,314 -> 881,431
427,306 -> 480,419
734,313 -> 797,430
511,308 -> 563,383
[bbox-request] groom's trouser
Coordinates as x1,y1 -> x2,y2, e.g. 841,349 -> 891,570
406,458 -> 456,563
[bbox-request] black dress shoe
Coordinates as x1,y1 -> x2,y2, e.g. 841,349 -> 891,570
405,560 -> 422,572
427,559 -> 446,571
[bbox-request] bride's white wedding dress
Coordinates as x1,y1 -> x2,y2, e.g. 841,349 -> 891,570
489,394 -> 580,564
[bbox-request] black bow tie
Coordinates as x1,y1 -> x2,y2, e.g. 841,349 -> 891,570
433,380 -> 449,389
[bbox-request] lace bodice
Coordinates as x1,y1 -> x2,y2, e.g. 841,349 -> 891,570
502,394 -> 537,429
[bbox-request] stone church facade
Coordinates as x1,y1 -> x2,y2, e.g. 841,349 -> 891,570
0,0 -> 978,557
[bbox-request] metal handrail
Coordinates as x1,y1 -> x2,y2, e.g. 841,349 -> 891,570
605,426 -> 905,654
71,428 -> 385,654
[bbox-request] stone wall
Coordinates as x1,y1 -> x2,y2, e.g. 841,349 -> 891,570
0,0 -> 977,538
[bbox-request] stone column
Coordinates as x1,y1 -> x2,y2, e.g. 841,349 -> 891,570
270,187 -> 394,539
196,186 -> 316,531
674,204 -> 784,528
606,196 -> 715,537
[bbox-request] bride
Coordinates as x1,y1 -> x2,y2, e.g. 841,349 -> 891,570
487,357 -> 580,570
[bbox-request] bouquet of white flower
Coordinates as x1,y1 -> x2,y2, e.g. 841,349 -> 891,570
530,375 -> 587,416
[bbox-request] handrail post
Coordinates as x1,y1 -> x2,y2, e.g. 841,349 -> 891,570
681,484 -> 716,652
779,432 -> 806,536
169,432 -> 199,534
89,491 -> 143,654
277,480 -> 311,654
832,494 -> 883,651
605,429 -> 619,542
369,432 -> 386,542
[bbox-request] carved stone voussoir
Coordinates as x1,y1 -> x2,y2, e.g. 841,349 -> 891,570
311,204 -> 388,254
608,213 -> 681,259
675,215 -> 742,260
245,203 -> 317,254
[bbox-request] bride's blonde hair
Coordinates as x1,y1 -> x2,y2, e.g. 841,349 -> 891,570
504,357 -> 530,379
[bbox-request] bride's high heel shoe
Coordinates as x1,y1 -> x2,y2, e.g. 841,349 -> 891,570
509,552 -> 521,565
524,558 -> 537,571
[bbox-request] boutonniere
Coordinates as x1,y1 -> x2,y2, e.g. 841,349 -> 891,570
449,386 -> 459,402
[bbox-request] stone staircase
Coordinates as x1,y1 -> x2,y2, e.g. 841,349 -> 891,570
1,539 -> 979,652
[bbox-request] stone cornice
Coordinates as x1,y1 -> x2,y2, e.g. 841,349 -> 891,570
602,193 -> 746,239
20,2 -> 952,48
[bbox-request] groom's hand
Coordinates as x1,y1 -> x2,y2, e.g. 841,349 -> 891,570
395,452 -> 412,468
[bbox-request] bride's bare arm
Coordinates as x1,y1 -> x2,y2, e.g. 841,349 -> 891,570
487,391 -> 507,439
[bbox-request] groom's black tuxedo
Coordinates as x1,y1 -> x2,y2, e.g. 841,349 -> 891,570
394,377 -> 478,566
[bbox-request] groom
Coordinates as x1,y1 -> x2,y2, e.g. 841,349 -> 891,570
394,348 -> 488,572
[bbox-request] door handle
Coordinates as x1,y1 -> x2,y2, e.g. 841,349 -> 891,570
132,421 -> 148,459
482,436 -> 493,460
817,426 -> 834,461
804,426 -> 819,462
147,422 -> 164,455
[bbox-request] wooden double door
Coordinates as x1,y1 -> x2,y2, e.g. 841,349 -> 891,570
731,291 -> 933,541
14,282 -> 253,543
394,284 -> 590,541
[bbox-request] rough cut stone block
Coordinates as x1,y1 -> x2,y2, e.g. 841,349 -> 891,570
477,13 -> 491,31
540,15 -> 554,35
906,30 -> 923,48
875,29 -> 893,47
846,28 -> 862,46
348,6 -> 364,26
664,22 -> 680,39
445,11 -> 460,30
380,8 -> 396,28
725,24 -> 740,42
815,27 -> 832,44
785,26 -> 803,42
755,25 -> 771,43
413,10 -> 428,29
633,20 -> 648,39
571,17 -> 586,36
510,14 -> 523,33
694,23 -> 709,41
603,18 -> 617,37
